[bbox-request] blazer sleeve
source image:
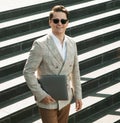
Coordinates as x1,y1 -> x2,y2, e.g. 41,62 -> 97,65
23,40 -> 49,102
71,42 -> 82,100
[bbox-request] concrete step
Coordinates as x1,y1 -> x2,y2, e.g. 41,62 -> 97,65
0,0 -> 54,13
0,73 -> 28,102
81,61 -> 120,94
115,120 -> 120,123
0,0 -> 119,40
79,102 -> 120,123
69,82 -> 120,123
1,80 -> 119,123
0,1 -> 120,123
0,55 -> 119,104
1,56 -> 119,103
0,92 -> 35,123
0,0 -> 88,21
0,35 -> 119,77
0,12 -> 120,58
1,0 -> 118,29
78,41 -> 120,71
1,8 -> 119,56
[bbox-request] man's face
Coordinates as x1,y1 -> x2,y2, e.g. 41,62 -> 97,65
49,12 -> 69,35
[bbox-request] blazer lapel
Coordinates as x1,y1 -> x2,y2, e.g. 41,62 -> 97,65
46,34 -> 64,64
60,37 -> 74,74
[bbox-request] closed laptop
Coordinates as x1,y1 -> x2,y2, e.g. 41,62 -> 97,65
38,75 -> 68,100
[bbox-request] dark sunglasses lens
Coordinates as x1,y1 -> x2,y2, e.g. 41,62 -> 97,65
61,19 -> 68,24
53,19 -> 59,24
53,19 -> 68,24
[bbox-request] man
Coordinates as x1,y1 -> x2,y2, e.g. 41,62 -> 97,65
23,5 -> 82,123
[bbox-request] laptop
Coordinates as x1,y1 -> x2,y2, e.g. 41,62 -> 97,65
38,75 -> 68,100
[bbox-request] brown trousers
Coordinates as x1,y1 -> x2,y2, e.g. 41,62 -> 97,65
39,104 -> 70,123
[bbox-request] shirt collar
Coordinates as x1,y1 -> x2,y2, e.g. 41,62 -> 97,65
50,32 -> 66,46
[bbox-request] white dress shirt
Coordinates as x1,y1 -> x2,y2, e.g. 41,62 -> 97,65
50,32 -> 67,61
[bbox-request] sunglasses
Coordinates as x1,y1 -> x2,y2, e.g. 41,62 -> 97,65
52,19 -> 68,24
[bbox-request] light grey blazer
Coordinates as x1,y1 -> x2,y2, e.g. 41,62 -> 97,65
23,34 -> 82,110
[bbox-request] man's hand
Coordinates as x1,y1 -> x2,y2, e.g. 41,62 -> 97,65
76,99 -> 82,111
40,96 -> 56,104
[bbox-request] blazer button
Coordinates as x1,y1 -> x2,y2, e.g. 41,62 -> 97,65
55,66 -> 58,69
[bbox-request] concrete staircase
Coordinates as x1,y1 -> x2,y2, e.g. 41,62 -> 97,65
0,0 -> 120,123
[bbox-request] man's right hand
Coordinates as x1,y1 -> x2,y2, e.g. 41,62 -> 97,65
40,96 -> 56,104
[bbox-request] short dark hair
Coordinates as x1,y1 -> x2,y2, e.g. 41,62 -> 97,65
49,5 -> 69,20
